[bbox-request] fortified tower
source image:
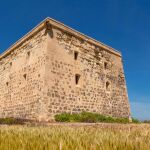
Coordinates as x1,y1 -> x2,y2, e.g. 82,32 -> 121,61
0,18 -> 131,121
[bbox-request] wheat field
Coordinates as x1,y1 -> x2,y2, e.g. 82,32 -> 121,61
0,124 -> 149,150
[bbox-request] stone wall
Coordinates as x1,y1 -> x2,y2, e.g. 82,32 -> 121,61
0,28 -> 47,120
44,26 -> 130,120
0,18 -> 131,121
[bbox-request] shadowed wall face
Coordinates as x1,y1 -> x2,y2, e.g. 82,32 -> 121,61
0,19 -> 131,121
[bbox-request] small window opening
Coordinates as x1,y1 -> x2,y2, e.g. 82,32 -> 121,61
27,51 -> 30,58
106,81 -> 110,91
23,74 -> 27,80
6,82 -> 9,86
10,62 -> 12,66
74,51 -> 78,60
104,62 -> 108,70
75,74 -> 80,85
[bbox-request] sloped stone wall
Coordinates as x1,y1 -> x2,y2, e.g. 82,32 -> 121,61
45,28 -> 130,119
0,28 -> 47,120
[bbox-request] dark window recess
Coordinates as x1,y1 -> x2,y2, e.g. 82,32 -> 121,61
106,81 -> 110,91
6,82 -> 9,86
74,51 -> 78,60
23,74 -> 27,80
104,62 -> 108,69
75,74 -> 80,85
10,62 -> 12,66
27,51 -> 30,57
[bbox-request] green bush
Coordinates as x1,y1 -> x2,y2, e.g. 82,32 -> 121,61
79,112 -> 97,123
132,118 -> 140,123
54,112 -> 140,123
0,118 -> 25,125
55,113 -> 71,122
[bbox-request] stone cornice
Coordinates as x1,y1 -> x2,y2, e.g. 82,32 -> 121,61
0,17 -> 121,60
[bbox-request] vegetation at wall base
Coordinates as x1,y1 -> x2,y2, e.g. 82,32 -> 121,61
0,113 -> 139,125
0,118 -> 25,125
54,112 -> 140,123
132,118 -> 140,123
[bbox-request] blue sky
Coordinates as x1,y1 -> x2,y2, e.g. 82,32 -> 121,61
0,0 -> 150,120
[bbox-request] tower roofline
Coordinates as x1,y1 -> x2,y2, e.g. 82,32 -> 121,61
0,17 -> 122,60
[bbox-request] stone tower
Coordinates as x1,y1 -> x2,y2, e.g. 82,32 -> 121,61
0,18 -> 131,121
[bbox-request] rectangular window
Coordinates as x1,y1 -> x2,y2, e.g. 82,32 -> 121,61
27,51 -> 30,60
104,62 -> 108,70
75,74 -> 80,85
10,62 -> 12,67
27,51 -> 30,57
106,81 -> 110,91
74,51 -> 78,60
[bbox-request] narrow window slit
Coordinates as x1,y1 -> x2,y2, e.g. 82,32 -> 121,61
23,74 -> 27,80
74,51 -> 78,60
104,62 -> 108,70
10,62 -> 12,66
6,82 -> 9,86
75,74 -> 80,85
27,51 -> 30,58
106,81 -> 110,91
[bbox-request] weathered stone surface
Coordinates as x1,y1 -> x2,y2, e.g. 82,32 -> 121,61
0,18 -> 131,121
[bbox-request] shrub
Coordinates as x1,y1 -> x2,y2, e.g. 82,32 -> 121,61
79,112 -> 98,123
0,118 -> 25,125
54,112 -> 139,123
132,118 -> 140,123
55,113 -> 71,122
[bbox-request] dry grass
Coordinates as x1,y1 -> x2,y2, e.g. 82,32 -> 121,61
0,124 -> 149,150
